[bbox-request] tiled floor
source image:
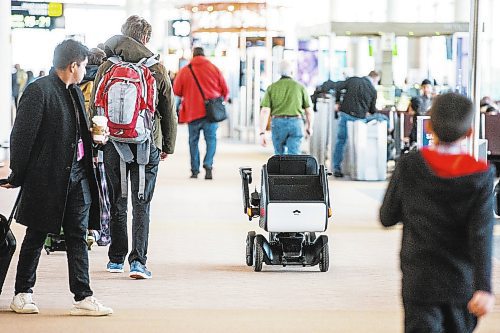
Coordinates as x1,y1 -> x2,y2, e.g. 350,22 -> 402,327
0,127 -> 499,332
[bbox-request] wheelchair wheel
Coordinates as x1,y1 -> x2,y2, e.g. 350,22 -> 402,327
319,243 -> 329,272
253,236 -> 264,272
246,231 -> 256,266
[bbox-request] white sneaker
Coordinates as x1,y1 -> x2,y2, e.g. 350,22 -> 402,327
10,293 -> 39,314
70,296 -> 113,316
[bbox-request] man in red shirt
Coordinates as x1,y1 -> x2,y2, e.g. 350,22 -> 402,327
173,47 -> 229,179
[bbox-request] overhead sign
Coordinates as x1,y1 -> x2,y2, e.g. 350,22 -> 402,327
11,1 -> 64,30
169,20 -> 191,37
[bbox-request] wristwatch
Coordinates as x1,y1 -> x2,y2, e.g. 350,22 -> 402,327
259,132 -> 265,135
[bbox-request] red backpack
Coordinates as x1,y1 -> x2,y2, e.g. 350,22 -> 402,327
94,56 -> 158,143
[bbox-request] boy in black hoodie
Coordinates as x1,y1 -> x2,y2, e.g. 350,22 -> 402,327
380,92 -> 496,332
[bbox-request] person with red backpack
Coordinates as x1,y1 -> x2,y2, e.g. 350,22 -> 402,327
90,15 -> 177,279
173,47 -> 229,179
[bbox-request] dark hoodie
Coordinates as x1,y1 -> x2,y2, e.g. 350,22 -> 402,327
380,149 -> 495,304
90,35 -> 177,154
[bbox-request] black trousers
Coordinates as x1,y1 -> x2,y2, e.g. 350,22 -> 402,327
404,301 -> 477,333
15,178 -> 93,301
103,143 -> 159,266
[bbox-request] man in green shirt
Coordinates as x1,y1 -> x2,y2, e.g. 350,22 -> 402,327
259,61 -> 314,155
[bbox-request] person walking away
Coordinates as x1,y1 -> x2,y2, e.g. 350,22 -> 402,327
25,71 -> 35,86
405,96 -> 424,149
0,39 -> 113,316
90,15 -> 177,279
317,71 -> 386,178
12,64 -> 28,108
173,47 -> 229,179
380,92 -> 495,332
258,60 -> 314,155
420,78 -> 434,112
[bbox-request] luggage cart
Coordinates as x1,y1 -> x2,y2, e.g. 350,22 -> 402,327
239,155 -> 332,272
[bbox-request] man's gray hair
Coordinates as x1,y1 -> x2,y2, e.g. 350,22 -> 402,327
279,60 -> 294,77
121,15 -> 152,44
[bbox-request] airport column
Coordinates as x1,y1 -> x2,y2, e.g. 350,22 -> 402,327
468,0 -> 481,159
148,0 -> 163,54
327,0 -> 339,78
0,0 -> 12,145
126,0 -> 143,16
455,0 -> 469,21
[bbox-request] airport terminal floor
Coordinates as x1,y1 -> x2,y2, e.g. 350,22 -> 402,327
0,127 -> 499,332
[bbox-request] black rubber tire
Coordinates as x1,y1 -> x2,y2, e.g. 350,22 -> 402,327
246,231 -> 256,266
253,236 -> 264,272
319,243 -> 329,272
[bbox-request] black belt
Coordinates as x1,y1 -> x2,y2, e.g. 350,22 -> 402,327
272,115 -> 301,118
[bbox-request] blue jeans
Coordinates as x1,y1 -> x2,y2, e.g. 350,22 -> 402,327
104,142 -> 160,265
271,117 -> 304,155
333,112 -> 388,172
188,118 -> 218,173
15,178 -> 93,301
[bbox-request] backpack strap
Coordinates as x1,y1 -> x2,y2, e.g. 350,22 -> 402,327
138,164 -> 146,200
120,159 -> 128,198
108,56 -> 122,64
188,64 -> 207,101
141,55 -> 159,68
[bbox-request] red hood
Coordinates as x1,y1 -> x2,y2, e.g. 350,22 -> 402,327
421,147 -> 488,178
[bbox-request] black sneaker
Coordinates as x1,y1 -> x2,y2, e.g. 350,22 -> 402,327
190,172 -> 198,179
333,170 -> 344,178
204,167 -> 213,180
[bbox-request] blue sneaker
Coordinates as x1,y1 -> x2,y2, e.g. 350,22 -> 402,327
106,262 -> 124,273
129,261 -> 152,279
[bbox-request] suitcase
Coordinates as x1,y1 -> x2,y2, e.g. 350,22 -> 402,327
309,97 -> 334,166
0,189 -> 22,295
344,120 -> 387,181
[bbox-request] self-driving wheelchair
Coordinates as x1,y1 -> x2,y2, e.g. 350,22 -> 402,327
239,155 -> 332,272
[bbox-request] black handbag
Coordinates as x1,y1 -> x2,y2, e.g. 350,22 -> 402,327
0,187 -> 22,295
188,65 -> 227,123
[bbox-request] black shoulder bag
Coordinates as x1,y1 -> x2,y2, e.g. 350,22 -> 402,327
188,65 -> 227,123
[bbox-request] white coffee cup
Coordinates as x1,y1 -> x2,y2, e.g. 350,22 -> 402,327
92,116 -> 108,142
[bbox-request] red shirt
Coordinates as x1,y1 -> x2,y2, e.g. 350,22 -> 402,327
173,56 -> 229,123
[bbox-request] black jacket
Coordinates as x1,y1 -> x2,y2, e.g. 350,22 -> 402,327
380,151 -> 495,303
8,72 -> 100,233
319,76 -> 377,118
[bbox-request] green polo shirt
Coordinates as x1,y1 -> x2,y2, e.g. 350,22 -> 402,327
261,77 -> 311,116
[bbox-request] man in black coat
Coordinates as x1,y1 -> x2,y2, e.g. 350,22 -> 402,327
1,39 -> 112,316
317,71 -> 387,177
